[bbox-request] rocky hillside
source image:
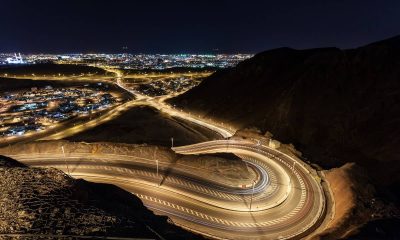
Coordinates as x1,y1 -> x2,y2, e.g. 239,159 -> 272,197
170,35 -> 400,200
0,155 -> 203,239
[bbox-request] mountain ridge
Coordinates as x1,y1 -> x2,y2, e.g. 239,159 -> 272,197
170,35 -> 400,200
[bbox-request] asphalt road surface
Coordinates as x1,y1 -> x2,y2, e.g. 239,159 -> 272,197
7,138 -> 326,239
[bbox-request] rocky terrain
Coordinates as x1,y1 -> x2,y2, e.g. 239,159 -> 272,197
316,163 -> 398,240
170,35 -> 400,237
0,155 -> 203,239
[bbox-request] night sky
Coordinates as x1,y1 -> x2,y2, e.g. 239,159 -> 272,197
1,0 -> 399,53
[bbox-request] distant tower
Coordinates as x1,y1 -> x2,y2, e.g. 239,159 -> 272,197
16,53 -> 23,62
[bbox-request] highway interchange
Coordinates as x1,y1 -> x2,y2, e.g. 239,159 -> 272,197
1,68 -> 330,239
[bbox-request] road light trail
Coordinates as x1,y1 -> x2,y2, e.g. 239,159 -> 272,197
3,138 -> 327,239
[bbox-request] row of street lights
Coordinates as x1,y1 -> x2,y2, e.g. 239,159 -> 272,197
61,137 -> 174,181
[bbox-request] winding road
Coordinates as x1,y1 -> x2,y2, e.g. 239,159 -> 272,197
1,68 -> 329,239
4,138 -> 327,239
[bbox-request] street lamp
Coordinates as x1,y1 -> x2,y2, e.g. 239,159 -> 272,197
61,146 -> 70,175
156,159 -> 159,177
289,161 -> 296,185
292,161 -> 296,175
153,147 -> 159,177
249,180 -> 256,211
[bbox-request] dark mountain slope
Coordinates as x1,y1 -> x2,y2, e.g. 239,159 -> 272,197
170,36 -> 400,199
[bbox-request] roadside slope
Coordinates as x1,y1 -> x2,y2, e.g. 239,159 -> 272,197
0,155 -> 203,239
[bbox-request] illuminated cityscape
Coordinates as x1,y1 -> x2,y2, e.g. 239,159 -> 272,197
0,85 -> 120,137
0,1 -> 399,240
0,53 -> 252,69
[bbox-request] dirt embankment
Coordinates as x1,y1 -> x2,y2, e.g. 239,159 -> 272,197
0,140 -> 256,188
314,163 -> 399,240
67,106 -> 222,147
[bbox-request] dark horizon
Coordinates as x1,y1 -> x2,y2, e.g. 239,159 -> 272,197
1,0 -> 400,54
